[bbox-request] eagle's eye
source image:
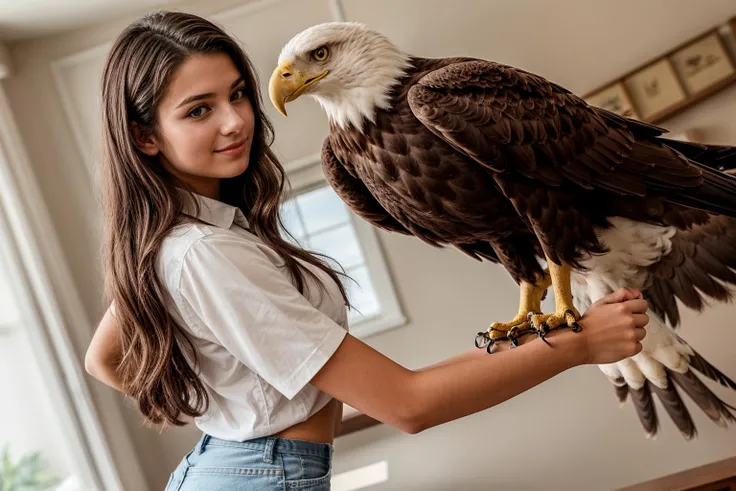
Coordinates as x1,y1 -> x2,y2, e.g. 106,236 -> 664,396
311,46 -> 329,62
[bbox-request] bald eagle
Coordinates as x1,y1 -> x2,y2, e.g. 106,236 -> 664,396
269,22 -> 736,439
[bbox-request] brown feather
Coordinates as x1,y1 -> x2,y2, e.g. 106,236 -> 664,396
646,215 -> 736,327
650,376 -> 696,439
671,370 -> 736,427
321,139 -> 412,236
612,377 -> 629,404
629,382 -> 658,437
686,345 -> 736,391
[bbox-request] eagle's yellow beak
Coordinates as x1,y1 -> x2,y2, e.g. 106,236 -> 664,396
269,61 -> 328,116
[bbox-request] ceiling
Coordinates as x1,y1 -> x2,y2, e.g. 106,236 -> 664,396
0,0 -> 181,41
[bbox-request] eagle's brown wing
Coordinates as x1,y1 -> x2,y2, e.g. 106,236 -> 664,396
406,60 -> 736,217
321,138 -> 411,235
646,214 -> 736,327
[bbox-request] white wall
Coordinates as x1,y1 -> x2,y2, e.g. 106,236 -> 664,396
3,0 -> 736,489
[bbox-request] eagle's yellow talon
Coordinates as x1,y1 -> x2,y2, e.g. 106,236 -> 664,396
530,306 -> 581,330
485,274 -> 550,341
488,315 -> 530,340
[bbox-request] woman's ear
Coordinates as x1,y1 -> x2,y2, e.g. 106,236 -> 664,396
131,122 -> 160,156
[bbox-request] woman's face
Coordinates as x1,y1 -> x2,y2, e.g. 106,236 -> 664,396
143,52 -> 256,199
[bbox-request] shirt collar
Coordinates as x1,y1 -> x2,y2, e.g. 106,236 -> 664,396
177,188 -> 250,230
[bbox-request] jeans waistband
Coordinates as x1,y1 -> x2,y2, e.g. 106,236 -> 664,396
196,433 -> 333,460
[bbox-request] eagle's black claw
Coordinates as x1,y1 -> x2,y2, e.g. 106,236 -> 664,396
486,341 -> 495,354
507,326 -> 523,349
475,331 -> 491,349
478,322 -> 567,352
562,310 -> 582,332
533,323 -> 551,346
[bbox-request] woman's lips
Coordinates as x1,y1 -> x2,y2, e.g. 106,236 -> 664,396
215,140 -> 246,156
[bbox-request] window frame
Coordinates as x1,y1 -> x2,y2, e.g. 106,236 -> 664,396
282,154 -> 406,338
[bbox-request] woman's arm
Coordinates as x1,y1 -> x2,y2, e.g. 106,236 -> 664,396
84,303 -> 125,393
311,288 -> 648,434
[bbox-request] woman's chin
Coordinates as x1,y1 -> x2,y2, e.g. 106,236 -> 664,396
221,158 -> 250,178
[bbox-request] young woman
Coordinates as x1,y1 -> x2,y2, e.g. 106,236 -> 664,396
84,11 -> 649,491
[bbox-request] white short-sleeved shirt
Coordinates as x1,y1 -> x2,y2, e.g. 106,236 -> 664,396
156,190 -> 349,441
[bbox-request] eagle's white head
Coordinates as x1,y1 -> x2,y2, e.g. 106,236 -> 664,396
269,22 -> 411,130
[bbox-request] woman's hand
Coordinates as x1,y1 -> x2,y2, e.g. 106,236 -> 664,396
571,288 -> 649,365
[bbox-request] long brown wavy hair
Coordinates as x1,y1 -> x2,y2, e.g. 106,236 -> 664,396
101,10 -> 350,426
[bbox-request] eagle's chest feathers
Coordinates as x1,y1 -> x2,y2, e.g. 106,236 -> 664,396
334,108 -> 517,236
572,217 -> 676,310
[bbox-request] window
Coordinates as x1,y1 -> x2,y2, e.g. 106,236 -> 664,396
0,95 -> 132,489
0,252 -> 19,330
0,234 -> 85,491
279,155 -> 405,338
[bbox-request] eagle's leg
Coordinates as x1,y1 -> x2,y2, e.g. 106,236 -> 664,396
529,258 -> 581,334
485,274 -> 551,341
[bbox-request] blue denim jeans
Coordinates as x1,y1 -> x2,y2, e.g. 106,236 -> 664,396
164,434 -> 334,490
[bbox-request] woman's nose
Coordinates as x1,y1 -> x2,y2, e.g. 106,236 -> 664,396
221,105 -> 246,135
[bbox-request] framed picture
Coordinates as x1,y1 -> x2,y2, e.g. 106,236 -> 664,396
623,58 -> 687,120
584,82 -> 639,119
670,31 -> 736,95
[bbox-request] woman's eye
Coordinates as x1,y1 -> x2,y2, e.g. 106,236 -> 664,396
231,88 -> 246,101
187,105 -> 209,118
312,46 -> 329,61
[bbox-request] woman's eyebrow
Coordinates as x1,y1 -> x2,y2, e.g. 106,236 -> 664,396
176,77 -> 245,108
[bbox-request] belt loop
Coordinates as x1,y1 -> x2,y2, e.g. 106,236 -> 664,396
197,434 -> 210,455
263,437 -> 277,464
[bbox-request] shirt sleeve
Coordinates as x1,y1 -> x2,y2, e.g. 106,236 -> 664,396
177,232 -> 348,400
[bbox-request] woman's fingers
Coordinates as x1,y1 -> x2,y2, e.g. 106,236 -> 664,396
623,299 -> 649,315
634,326 -> 647,341
595,287 -> 643,306
632,312 -> 650,328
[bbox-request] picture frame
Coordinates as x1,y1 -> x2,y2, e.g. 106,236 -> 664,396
623,58 -> 687,120
670,31 -> 736,96
584,82 -> 639,119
